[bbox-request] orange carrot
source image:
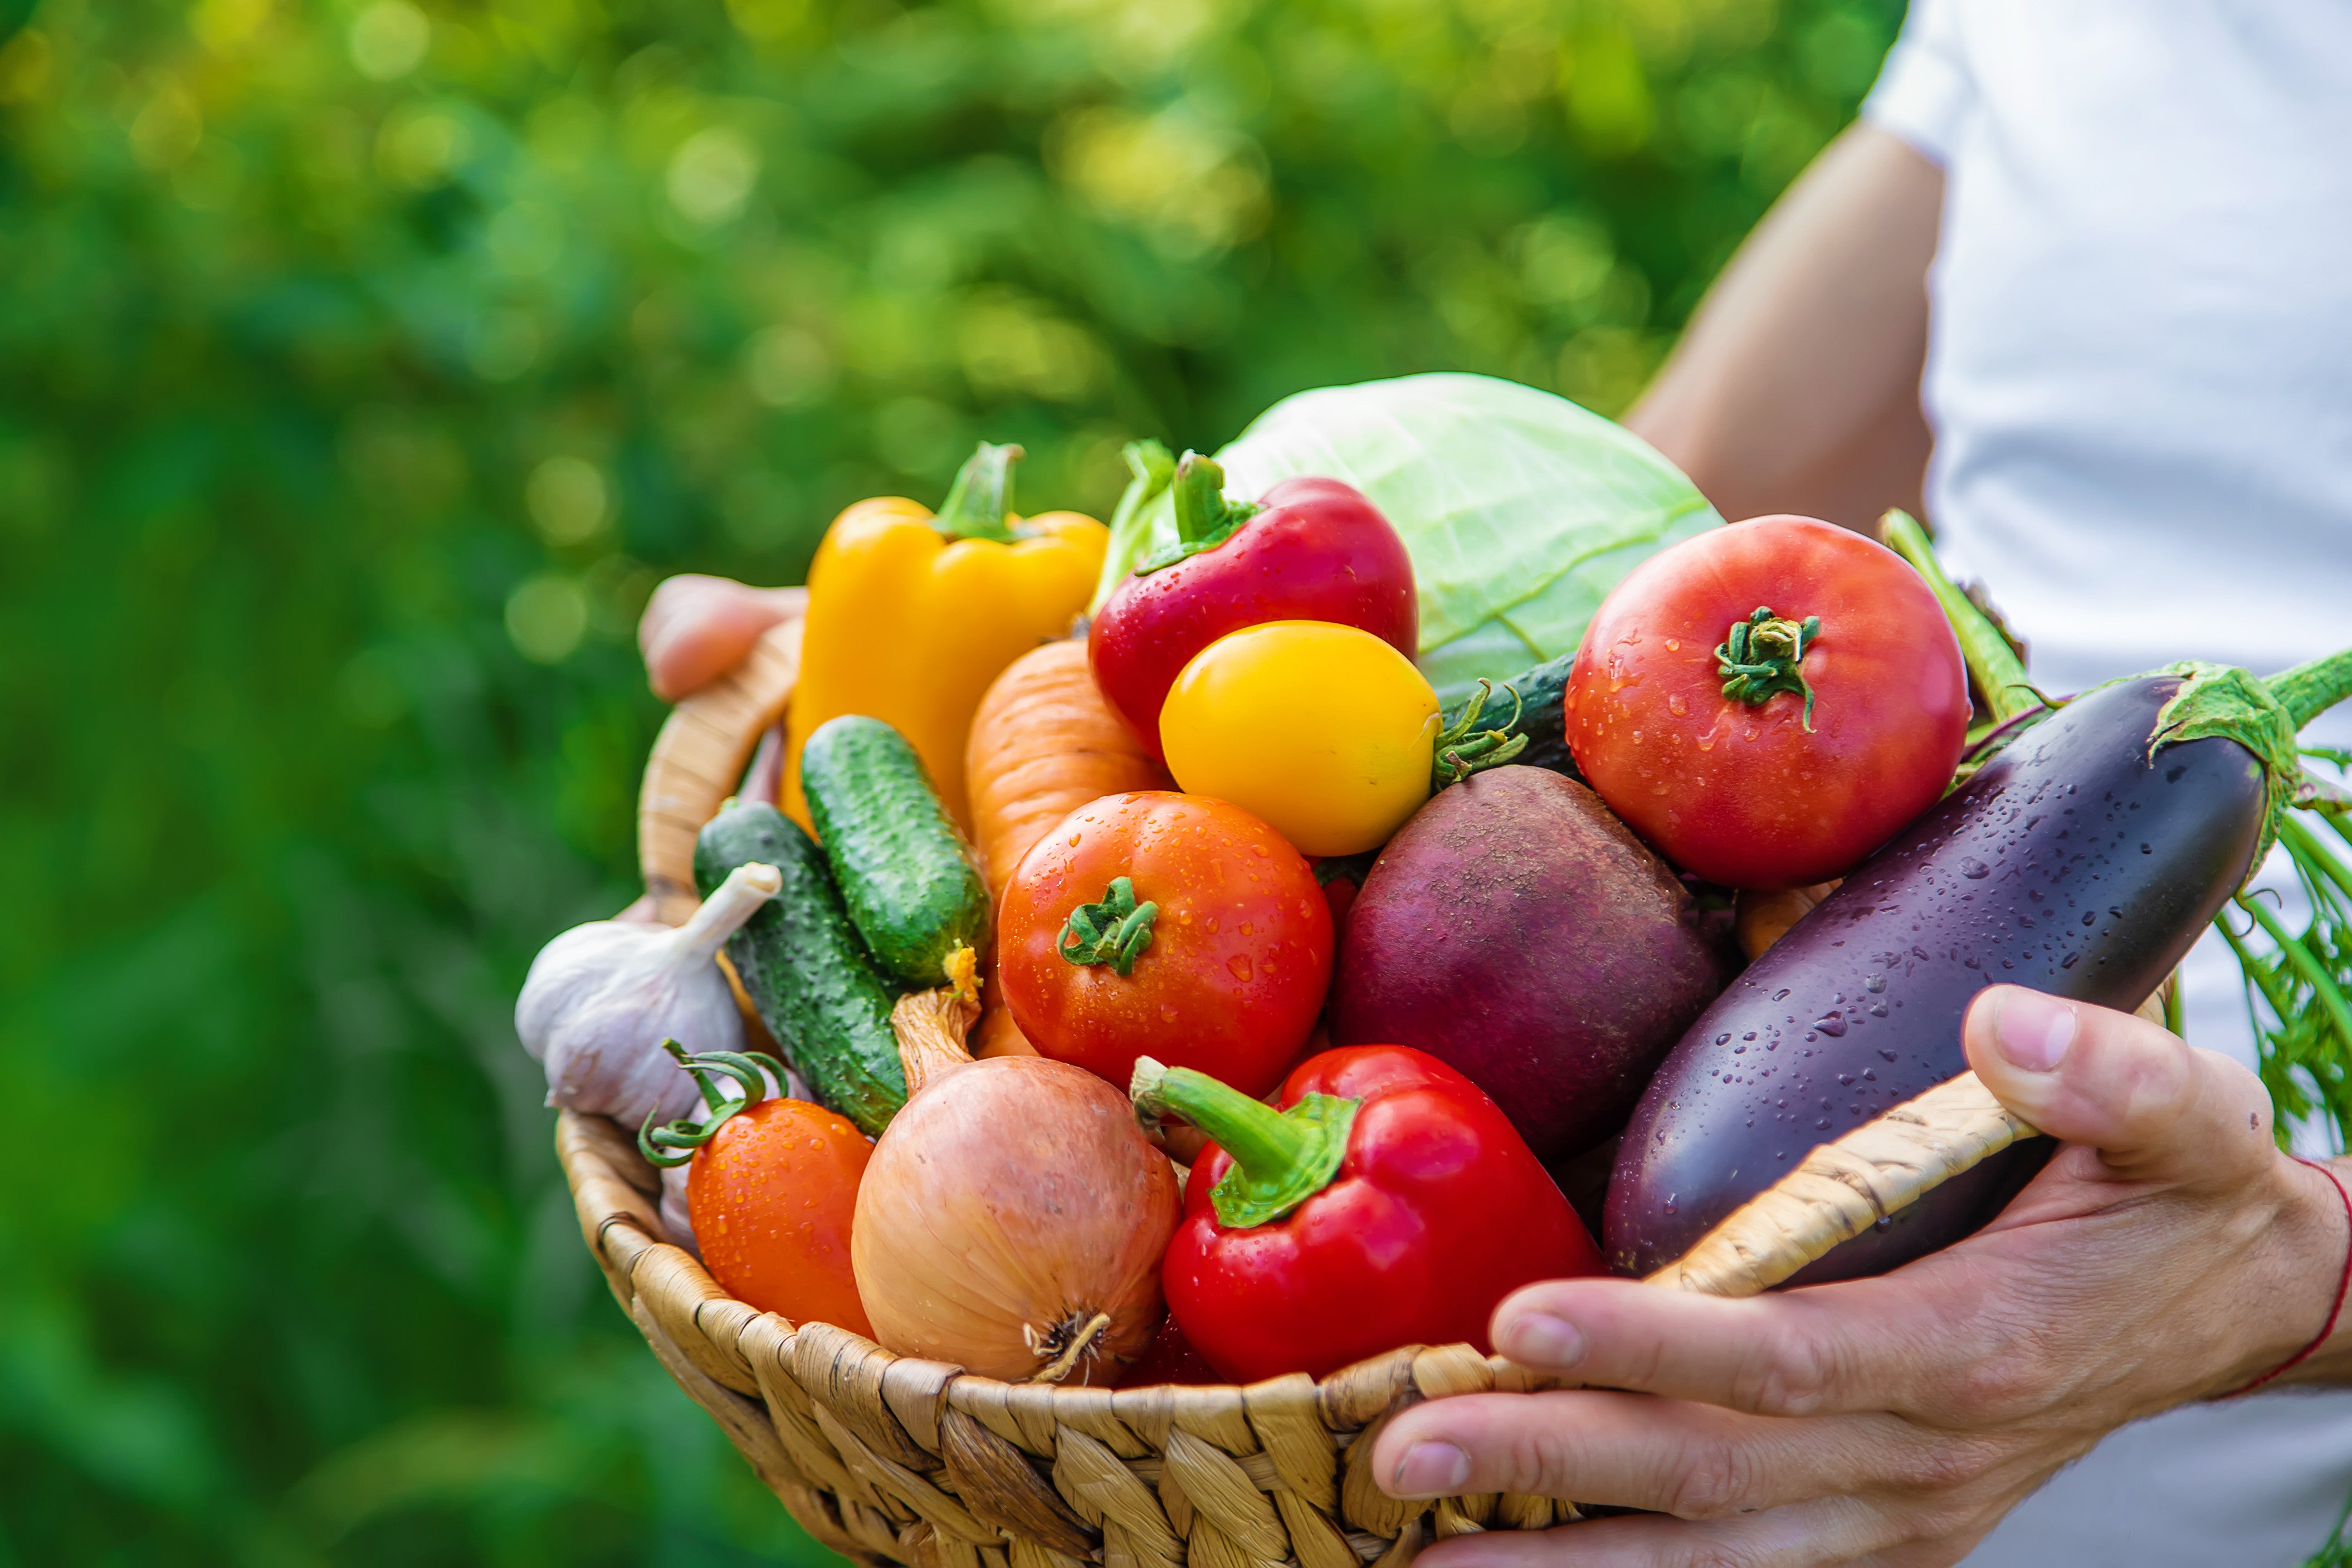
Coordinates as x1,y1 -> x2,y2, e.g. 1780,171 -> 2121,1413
972,1003 -> 1038,1059
964,638 -> 1171,906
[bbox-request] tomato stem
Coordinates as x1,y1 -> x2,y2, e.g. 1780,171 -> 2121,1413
1130,1057 -> 1358,1229
1056,876 -> 1158,976
636,1041 -> 789,1168
1715,605 -> 1822,731
1432,677 -> 1531,788
932,441 -> 1022,543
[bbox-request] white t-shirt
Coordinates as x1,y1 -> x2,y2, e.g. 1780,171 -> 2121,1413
1865,3 -> 2352,1563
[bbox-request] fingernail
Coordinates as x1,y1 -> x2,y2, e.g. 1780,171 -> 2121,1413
1499,1311 -> 1586,1369
1994,989 -> 2077,1072
1391,1440 -> 1471,1499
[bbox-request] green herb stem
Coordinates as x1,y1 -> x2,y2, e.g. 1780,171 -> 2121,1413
1880,509 -> 2038,724
2236,895 -> 2352,1078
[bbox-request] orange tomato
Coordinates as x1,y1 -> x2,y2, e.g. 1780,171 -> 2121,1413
689,1097 -> 875,1336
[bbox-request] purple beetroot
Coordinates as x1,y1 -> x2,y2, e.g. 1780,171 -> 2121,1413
1328,766 -> 1730,1162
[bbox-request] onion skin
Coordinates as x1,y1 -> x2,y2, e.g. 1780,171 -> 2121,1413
851,1055 -> 1179,1383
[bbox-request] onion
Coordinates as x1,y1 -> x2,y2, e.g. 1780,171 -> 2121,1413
852,989 -> 1179,1384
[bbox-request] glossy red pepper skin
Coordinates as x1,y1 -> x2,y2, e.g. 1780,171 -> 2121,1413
1162,1045 -> 1604,1384
1089,477 -> 1417,760
1116,1313 -> 1222,1387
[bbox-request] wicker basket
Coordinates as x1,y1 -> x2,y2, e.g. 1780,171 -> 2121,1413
554,614 -> 2033,1567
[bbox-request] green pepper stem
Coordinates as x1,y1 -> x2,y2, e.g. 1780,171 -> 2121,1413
2268,647 -> 2352,732
1172,452 -> 1236,544
1880,509 -> 2039,724
933,442 -> 1022,543
1134,451 -> 1257,575
1129,1057 -> 1357,1229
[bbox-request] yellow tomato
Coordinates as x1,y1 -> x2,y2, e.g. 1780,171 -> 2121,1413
1159,621 -> 1439,857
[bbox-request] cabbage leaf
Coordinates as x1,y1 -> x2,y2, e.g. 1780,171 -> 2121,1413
1094,373 -> 1721,703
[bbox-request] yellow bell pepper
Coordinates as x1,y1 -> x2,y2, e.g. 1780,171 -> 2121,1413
784,443 -> 1107,833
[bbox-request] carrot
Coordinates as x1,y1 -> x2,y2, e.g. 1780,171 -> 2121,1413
964,638 -> 1172,906
1734,881 -> 1840,961
972,1003 -> 1038,1059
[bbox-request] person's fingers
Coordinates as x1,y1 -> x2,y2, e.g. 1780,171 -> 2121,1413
1477,1276 -> 1960,1420
1413,1492 -> 1902,1568
1374,1390 -> 1929,1518
640,576 -> 806,701
1961,985 -> 2275,1189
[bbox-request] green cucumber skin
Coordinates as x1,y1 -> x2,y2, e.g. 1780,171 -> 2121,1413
800,716 -> 992,986
693,800 -> 907,1137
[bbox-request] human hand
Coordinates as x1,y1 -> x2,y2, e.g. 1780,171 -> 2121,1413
638,575 -> 807,702
1372,985 -> 2350,1566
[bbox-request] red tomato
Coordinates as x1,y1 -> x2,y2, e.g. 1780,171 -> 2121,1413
1564,515 -> 1969,889
690,1097 -> 874,1337
998,791 -> 1332,1097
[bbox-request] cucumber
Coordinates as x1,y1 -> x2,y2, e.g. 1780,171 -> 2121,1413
694,800 -> 907,1137
799,715 -> 992,988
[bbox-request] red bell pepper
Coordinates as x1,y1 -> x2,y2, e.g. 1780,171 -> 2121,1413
1116,1312 -> 1222,1388
1088,456 -> 1416,760
1133,1044 -> 1603,1384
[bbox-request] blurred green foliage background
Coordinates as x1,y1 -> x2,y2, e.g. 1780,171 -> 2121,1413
0,0 -> 1897,1558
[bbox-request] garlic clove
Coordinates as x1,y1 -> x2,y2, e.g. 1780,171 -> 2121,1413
515,862 -> 783,1130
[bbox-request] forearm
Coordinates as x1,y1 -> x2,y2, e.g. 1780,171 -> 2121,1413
1627,122 -> 1942,529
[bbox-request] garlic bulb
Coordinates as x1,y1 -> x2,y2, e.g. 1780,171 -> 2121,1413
516,861 -> 782,1130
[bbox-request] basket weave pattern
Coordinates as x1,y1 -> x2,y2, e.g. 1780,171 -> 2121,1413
583,614 -> 1579,1565
558,1107 -> 1572,1568
580,614 -> 2057,1562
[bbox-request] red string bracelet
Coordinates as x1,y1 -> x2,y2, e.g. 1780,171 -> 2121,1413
2233,1157 -> 2352,1397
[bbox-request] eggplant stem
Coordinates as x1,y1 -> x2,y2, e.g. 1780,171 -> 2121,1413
2270,647 -> 2352,732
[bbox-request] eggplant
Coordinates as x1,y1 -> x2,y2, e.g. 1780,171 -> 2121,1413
1608,671 -> 2274,1280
